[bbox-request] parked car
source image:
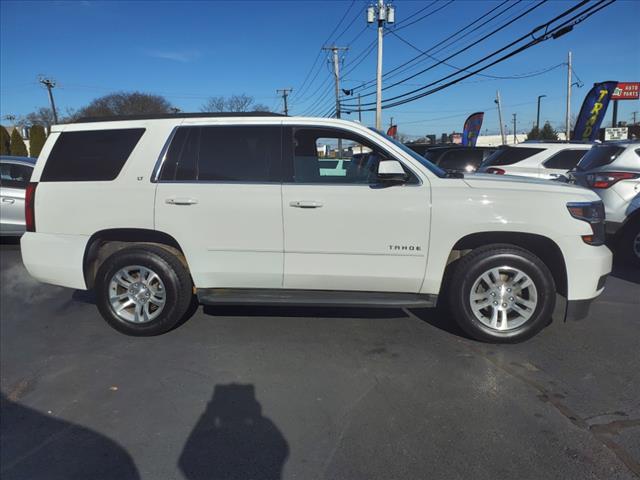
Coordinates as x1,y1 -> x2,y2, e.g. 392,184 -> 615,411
418,145 -> 497,173
478,142 -> 592,179
569,141 -> 640,266
0,156 -> 36,236
21,113 -> 611,342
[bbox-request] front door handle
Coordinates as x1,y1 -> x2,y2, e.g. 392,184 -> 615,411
165,197 -> 198,206
1,197 -> 15,204
289,200 -> 323,209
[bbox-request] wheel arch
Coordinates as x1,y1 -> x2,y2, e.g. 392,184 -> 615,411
83,228 -> 187,289
446,231 -> 567,297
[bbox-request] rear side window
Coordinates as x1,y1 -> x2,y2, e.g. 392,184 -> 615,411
577,145 -> 626,171
542,149 -> 586,170
159,126 -> 281,182
438,149 -> 483,171
482,146 -> 544,167
0,163 -> 33,189
41,129 -> 144,182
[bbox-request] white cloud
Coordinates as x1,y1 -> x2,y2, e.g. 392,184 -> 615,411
142,49 -> 202,63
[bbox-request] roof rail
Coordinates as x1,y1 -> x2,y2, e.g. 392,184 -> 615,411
73,111 -> 285,123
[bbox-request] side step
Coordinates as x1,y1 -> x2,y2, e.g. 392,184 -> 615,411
197,288 -> 437,309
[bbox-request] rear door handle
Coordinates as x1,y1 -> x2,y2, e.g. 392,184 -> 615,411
1,197 -> 15,204
165,197 -> 198,205
289,200 -> 323,209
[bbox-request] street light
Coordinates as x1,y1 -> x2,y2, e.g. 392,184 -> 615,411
536,95 -> 547,130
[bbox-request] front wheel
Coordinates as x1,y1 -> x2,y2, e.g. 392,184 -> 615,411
447,244 -> 556,343
617,220 -> 640,268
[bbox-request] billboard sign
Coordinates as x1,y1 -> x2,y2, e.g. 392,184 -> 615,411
611,82 -> 639,100
604,127 -> 628,141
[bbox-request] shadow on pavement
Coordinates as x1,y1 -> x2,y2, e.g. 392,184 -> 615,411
0,237 -> 20,248
203,304 -> 408,319
0,393 -> 140,480
409,306 -> 470,339
179,384 -> 289,480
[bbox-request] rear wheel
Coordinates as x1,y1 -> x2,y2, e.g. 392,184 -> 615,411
95,245 -> 194,336
617,220 -> 640,268
448,244 -> 556,343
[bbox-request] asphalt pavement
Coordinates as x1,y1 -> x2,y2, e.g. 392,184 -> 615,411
1,239 -> 639,480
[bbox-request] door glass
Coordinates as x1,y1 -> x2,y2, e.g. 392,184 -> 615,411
159,126 -> 281,182
543,150 -> 587,170
0,163 -> 32,189
288,127 -> 414,184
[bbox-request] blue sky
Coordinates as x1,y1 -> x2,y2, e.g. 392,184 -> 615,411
1,0 -> 639,137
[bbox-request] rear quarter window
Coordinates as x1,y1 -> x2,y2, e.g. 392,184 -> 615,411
40,128 -> 145,181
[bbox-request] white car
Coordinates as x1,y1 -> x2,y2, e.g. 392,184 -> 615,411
478,142 -> 592,179
21,114 -> 612,343
0,156 -> 36,236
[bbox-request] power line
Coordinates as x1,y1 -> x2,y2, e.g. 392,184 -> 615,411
352,0 -> 519,93
349,0 -> 548,100
343,0 -> 611,110
392,0 -> 455,33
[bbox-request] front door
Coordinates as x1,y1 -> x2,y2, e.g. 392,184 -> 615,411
154,124 -> 284,288
281,126 -> 430,293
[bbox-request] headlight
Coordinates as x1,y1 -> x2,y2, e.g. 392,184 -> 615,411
566,201 -> 605,246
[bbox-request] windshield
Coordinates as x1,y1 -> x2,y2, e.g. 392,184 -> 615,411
576,145 -> 625,171
370,128 -> 447,178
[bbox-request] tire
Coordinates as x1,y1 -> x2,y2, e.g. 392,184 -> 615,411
95,245 -> 194,336
447,244 -> 556,343
617,220 -> 640,268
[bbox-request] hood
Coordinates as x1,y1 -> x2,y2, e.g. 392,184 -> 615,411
463,173 -> 590,194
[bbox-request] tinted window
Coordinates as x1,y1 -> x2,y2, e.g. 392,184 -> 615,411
481,146 -> 544,167
543,149 -> 586,170
285,127 -> 417,184
576,145 -> 626,171
41,129 -> 144,182
438,149 -> 483,172
159,126 -> 281,182
0,163 -> 32,189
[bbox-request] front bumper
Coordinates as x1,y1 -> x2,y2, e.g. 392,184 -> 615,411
564,273 -> 607,321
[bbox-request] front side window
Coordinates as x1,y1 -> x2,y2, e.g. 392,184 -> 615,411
159,126 -> 281,182
481,146 -> 544,167
284,127 -> 417,184
543,149 -> 587,170
41,128 -> 144,182
0,163 -> 32,189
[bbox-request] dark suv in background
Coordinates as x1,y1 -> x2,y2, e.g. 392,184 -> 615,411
405,144 -> 497,173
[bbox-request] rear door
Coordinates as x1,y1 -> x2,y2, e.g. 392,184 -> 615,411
154,124 -> 284,288
281,126 -> 430,293
0,162 -> 32,235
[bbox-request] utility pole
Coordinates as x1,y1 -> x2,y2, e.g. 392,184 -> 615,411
322,46 -> 348,119
512,113 -> 517,144
495,90 -> 506,145
536,95 -> 546,130
611,100 -> 619,128
566,51 -> 572,140
357,93 -> 362,122
276,88 -> 293,116
368,0 -> 395,130
633,111 -> 638,125
39,77 -> 58,124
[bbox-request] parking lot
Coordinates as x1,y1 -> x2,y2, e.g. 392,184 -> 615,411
0,239 -> 638,480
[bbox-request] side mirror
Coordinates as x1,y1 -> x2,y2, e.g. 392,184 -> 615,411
377,160 -> 407,182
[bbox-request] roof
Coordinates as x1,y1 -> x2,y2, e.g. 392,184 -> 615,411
0,155 -> 37,164
73,112 -> 285,123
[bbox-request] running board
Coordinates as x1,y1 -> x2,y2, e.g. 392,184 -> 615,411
197,288 -> 437,309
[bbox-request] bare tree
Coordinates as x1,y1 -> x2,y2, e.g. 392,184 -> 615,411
201,94 -> 270,113
200,96 -> 226,112
226,94 -> 255,112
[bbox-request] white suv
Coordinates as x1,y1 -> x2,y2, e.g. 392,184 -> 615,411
21,114 -> 612,342
479,142 -> 592,179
